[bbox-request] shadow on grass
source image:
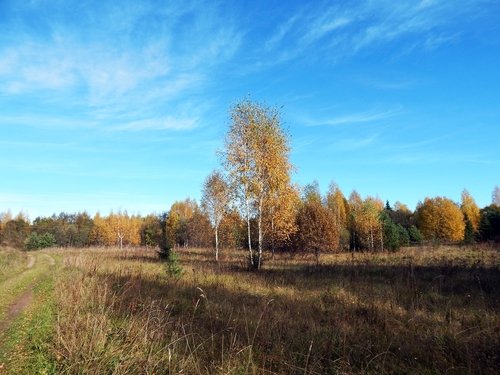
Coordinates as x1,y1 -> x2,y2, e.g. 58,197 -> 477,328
89,260 -> 499,375
257,263 -> 500,298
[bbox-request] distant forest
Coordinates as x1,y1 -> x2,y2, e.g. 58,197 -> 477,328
1,100 -> 499,261
1,186 -> 499,251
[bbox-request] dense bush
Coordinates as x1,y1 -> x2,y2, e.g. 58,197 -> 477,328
25,232 -> 56,250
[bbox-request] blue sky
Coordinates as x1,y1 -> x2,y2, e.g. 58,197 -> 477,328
1,0 -> 499,219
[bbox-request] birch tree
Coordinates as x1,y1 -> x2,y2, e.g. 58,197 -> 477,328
492,185 -> 500,207
223,99 -> 293,270
201,170 -> 230,261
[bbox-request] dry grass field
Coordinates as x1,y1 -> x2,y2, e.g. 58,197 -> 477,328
0,245 -> 499,374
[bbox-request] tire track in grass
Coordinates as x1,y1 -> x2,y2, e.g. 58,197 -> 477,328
0,274 -> 56,375
43,254 -> 55,266
0,290 -> 33,342
0,258 -> 41,320
26,255 -> 35,269
0,252 -> 56,373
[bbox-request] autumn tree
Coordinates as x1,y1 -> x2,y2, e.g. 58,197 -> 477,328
165,210 -> 179,249
90,213 -> 112,246
140,214 -> 163,248
219,208 -> 245,249
108,212 -> 127,249
107,211 -> 141,249
166,199 -> 197,248
358,197 -> 384,251
264,182 -> 300,257
460,189 -> 480,242
187,208 -> 212,248
295,182 -> 338,261
326,183 -> 350,250
416,197 -> 465,243
348,190 -> 363,251
1,213 -> 30,248
223,98 -> 294,270
90,212 -> 140,248
201,170 -> 230,261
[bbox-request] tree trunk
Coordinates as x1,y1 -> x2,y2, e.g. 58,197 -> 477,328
257,197 -> 263,270
271,216 -> 275,259
370,226 -> 374,252
352,228 -> 356,251
245,197 -> 254,268
380,223 -> 384,252
215,224 -> 219,261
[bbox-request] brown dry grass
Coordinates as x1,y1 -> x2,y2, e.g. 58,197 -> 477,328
50,245 -> 499,374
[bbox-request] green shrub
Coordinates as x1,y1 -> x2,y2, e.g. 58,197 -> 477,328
397,224 -> 410,247
408,225 -> 423,245
165,251 -> 184,279
25,232 -> 56,250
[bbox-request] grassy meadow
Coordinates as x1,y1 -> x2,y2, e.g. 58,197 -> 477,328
0,245 -> 499,374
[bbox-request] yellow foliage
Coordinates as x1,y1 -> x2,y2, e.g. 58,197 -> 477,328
417,197 -> 465,242
461,189 -> 480,232
90,212 -> 141,248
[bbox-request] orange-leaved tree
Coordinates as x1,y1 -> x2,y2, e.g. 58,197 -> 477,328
461,189 -> 481,238
416,196 -> 465,243
296,182 -> 338,261
326,183 -> 350,251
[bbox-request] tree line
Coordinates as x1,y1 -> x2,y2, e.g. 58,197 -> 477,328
1,100 -> 499,266
0,185 -> 499,253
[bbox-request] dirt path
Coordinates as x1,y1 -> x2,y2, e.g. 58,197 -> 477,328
0,254 -> 50,350
0,288 -> 34,342
0,254 -> 54,347
26,254 -> 35,269
0,253 -> 59,373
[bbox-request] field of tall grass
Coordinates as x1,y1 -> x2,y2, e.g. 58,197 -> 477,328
38,245 -> 498,374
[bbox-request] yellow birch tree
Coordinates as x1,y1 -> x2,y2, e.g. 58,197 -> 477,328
223,98 -> 294,270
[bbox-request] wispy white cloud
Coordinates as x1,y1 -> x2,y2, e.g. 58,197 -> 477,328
0,0 -> 242,132
300,16 -> 351,46
0,115 -> 95,129
112,116 -> 198,132
330,134 -> 378,151
264,15 -> 300,51
303,107 -> 401,127
358,77 -> 416,90
261,0 -> 492,65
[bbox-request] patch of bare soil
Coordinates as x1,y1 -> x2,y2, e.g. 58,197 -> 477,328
0,288 -> 34,372
0,288 -> 34,343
